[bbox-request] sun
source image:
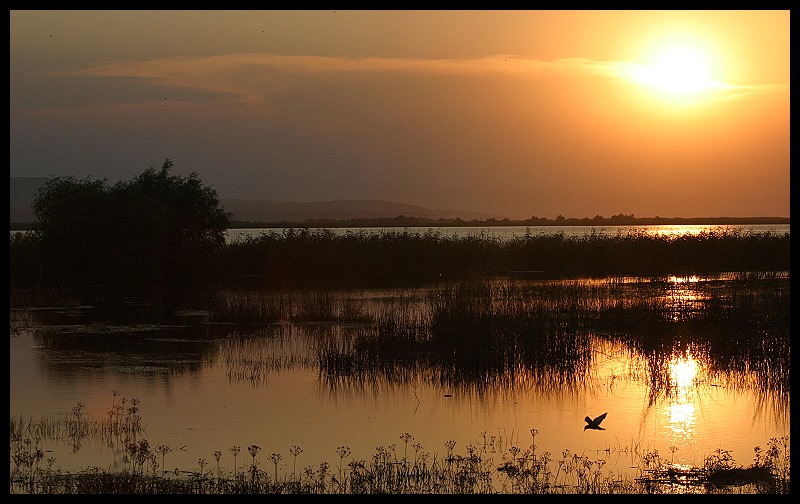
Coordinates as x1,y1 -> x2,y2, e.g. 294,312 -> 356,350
632,46 -> 714,94
621,39 -> 729,102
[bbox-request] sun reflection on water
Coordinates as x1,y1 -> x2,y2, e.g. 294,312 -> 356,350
670,354 -> 698,391
664,275 -> 706,321
665,353 -> 699,440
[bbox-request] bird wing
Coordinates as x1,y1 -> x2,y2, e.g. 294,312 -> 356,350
593,412 -> 608,426
584,416 -> 593,424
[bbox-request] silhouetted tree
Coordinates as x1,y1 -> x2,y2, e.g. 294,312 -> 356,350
19,159 -> 231,305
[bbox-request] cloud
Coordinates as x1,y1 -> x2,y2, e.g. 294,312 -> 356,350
47,54 -> 637,106
53,52 -> 786,112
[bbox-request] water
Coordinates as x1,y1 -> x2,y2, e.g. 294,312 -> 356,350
224,224 -> 790,244
9,274 -> 790,490
11,223 -> 790,243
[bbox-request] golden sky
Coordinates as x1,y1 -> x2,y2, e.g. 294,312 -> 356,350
9,10 -> 790,219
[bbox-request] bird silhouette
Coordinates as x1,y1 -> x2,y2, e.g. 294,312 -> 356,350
584,412 -> 607,431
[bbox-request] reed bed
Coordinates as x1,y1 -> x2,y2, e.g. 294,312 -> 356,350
11,227 -> 789,306
211,228 -> 789,290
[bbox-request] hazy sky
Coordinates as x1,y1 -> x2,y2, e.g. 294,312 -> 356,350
10,10 -> 790,219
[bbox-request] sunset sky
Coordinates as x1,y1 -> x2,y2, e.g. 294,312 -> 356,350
9,10 -> 790,219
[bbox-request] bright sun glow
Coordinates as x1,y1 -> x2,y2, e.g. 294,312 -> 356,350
623,40 -> 730,102
633,46 -> 713,94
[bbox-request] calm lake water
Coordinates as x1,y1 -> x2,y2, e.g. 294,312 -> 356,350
10,268 -> 790,491
224,223 -> 790,243
12,223 -> 790,242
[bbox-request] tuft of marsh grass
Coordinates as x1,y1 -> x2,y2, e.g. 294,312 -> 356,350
10,392 -> 149,493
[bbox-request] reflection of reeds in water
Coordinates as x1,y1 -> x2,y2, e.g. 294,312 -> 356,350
210,290 -> 372,324
219,326 -> 323,385
317,304 -> 431,391
615,274 -> 790,407
310,279 -> 604,394
10,392 -> 147,481
213,274 -> 788,406
426,279 -> 595,393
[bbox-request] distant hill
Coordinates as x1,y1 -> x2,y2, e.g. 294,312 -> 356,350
8,177 -> 502,224
220,198 -> 503,223
9,177 -> 788,227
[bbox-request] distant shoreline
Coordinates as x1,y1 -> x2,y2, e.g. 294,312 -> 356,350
224,215 -> 789,229
10,215 -> 790,231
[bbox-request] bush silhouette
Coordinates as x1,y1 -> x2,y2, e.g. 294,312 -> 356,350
13,159 -> 231,305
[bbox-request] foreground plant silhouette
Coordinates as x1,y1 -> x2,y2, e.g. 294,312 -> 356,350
9,403 -> 790,494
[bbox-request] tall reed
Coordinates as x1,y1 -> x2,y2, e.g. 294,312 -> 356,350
211,229 -> 789,290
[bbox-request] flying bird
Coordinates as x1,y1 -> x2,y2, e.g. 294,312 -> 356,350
584,412 -> 607,431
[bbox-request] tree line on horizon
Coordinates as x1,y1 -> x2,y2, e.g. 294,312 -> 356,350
229,213 -> 789,229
